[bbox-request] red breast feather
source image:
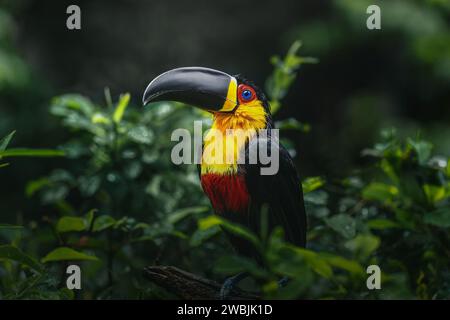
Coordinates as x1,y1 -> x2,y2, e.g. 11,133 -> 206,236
200,173 -> 249,213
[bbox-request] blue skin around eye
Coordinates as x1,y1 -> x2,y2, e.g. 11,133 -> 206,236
242,90 -> 252,100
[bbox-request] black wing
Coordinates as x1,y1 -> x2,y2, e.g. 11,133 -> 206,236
242,137 -> 307,248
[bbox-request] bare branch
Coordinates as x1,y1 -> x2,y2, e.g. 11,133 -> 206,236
143,266 -> 259,300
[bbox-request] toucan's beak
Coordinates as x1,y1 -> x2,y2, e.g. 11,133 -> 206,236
142,67 -> 238,112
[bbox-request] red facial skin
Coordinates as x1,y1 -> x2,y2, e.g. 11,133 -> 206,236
200,174 -> 250,214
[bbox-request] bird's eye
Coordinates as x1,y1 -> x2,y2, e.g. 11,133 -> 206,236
237,84 -> 256,103
241,90 -> 253,100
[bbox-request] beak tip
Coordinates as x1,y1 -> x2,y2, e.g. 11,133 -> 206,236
142,87 -> 152,106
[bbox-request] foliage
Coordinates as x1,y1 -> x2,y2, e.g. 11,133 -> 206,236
1,88 -> 212,299
0,132 -> 69,299
266,40 -> 318,115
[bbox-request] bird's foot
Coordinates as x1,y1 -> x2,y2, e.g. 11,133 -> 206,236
278,276 -> 289,288
219,272 -> 248,300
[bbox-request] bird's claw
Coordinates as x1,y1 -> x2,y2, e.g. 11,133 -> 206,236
219,278 -> 235,300
278,276 -> 289,288
219,272 -> 248,300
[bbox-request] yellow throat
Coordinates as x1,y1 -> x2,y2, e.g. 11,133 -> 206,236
201,100 -> 268,175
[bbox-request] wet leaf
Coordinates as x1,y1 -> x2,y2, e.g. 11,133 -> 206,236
128,126 -> 154,145
325,214 -> 356,239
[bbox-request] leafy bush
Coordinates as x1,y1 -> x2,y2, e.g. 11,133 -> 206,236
1,91 -> 212,298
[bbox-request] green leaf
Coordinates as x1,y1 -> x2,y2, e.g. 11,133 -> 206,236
113,93 -> 130,123
367,219 -> 400,230
198,215 -> 259,246
325,214 -> 356,239
41,247 -> 98,263
79,175 -> 101,197
84,209 -> 97,228
423,184 -> 447,204
424,207 -> 450,228
128,126 -> 154,145
0,245 -> 43,272
190,226 -> 221,246
0,130 -> 15,152
380,158 -> 399,185
362,182 -> 398,202
345,234 -> 380,258
91,112 -> 111,124
167,206 -> 208,225
290,247 -> 333,279
92,215 -> 116,232
319,253 -> 364,275
198,215 -> 222,230
56,216 -> 87,233
221,220 -> 258,246
408,138 -> 432,165
51,94 -> 95,117
302,176 -> 325,193
26,178 -> 51,197
304,190 -> 328,206
124,161 -> 142,179
0,148 -> 65,158
170,230 -> 188,239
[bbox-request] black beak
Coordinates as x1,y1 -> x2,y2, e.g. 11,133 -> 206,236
142,67 -> 238,112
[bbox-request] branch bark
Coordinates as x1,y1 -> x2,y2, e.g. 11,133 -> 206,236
143,266 -> 259,300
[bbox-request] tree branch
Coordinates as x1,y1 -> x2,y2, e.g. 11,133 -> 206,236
143,266 -> 259,300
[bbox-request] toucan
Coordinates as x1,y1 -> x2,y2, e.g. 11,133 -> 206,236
143,67 -> 307,298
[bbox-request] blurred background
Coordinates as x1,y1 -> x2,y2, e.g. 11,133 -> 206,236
0,0 -> 449,299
